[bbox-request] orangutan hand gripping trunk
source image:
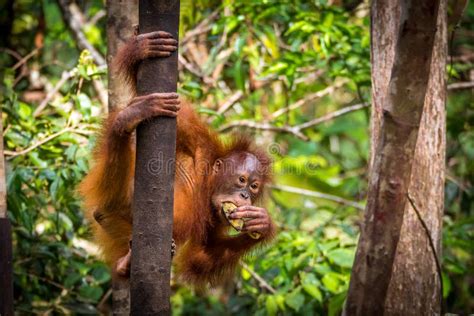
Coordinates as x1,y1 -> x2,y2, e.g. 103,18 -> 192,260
79,30 -> 275,287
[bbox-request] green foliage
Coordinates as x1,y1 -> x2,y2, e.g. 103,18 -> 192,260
3,50 -> 106,313
1,0 -> 473,314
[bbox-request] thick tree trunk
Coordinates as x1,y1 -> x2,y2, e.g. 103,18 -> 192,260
344,1 -> 444,315
106,1 -> 137,314
385,0 -> 446,314
130,1 -> 180,314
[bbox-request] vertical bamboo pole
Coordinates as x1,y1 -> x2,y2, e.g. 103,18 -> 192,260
130,1 -> 180,314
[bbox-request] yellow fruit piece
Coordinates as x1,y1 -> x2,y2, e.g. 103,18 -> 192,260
222,202 -> 244,231
222,202 -> 262,239
248,232 -> 261,239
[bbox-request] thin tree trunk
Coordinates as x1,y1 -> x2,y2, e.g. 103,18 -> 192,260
344,1 -> 442,315
130,1 -> 180,314
107,0 -> 138,111
56,0 -> 106,66
106,1 -> 137,314
0,112 -> 13,316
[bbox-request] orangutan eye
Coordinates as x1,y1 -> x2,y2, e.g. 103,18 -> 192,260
239,176 -> 246,183
251,183 -> 259,190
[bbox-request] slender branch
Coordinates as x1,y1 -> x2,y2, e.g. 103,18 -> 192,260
217,90 -> 244,114
213,7 -> 231,55
218,120 -> 308,140
34,65 -> 106,117
446,172 -> 470,193
210,48 -> 233,81
271,79 -> 349,119
34,70 -> 74,117
4,128 -> 91,159
297,102 -> 369,130
4,129 -> 70,158
294,69 -> 324,85
181,9 -> 219,45
182,25 -> 213,46
207,90 -> 245,123
406,193 -> 444,313
450,52 -> 474,62
97,288 -> 113,312
0,48 -> 22,61
0,48 -> 36,87
12,47 -> 41,71
26,273 -> 70,292
218,102 -> 368,140
241,262 -> 277,294
92,78 -> 108,111
178,54 -> 205,78
271,184 -> 365,210
447,81 -> 474,90
56,0 -> 106,66
87,9 -> 106,26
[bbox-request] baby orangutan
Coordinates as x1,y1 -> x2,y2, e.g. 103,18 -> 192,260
79,30 -> 275,287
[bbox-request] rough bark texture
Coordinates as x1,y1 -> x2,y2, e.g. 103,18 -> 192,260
0,218 -> 13,316
385,1 -> 447,314
111,277 -> 130,316
368,0 -> 400,172
107,0 -> 138,111
344,1 -> 442,315
0,113 -> 6,219
107,1 -> 138,313
130,1 -> 180,315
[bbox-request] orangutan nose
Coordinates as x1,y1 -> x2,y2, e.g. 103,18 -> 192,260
240,191 -> 250,200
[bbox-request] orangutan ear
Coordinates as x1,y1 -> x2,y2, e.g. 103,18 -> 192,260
213,159 -> 223,173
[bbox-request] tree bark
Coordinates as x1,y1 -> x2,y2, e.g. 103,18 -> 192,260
0,110 -> 13,316
344,1 -> 444,315
130,1 -> 180,315
106,1 -> 138,314
107,0 -> 138,111
385,0 -> 447,314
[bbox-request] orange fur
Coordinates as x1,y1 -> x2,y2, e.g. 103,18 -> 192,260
78,35 -> 274,288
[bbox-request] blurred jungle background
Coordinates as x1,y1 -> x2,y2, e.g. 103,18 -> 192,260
0,0 -> 472,314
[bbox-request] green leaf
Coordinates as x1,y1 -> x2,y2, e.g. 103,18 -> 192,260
318,240 -> 339,252
322,273 -> 341,293
197,107 -> 225,120
328,292 -> 347,316
50,176 -> 61,202
275,294 -> 286,311
28,152 -> 47,168
241,266 -> 251,280
442,273 -> 451,298
265,295 -> 278,316
18,102 -> 32,119
265,62 -> 288,74
285,287 -> 305,311
91,265 -> 111,284
302,284 -> 323,302
326,248 -> 355,268
77,93 -> 92,111
79,285 -> 103,302
323,12 -> 334,28
64,273 -> 82,288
